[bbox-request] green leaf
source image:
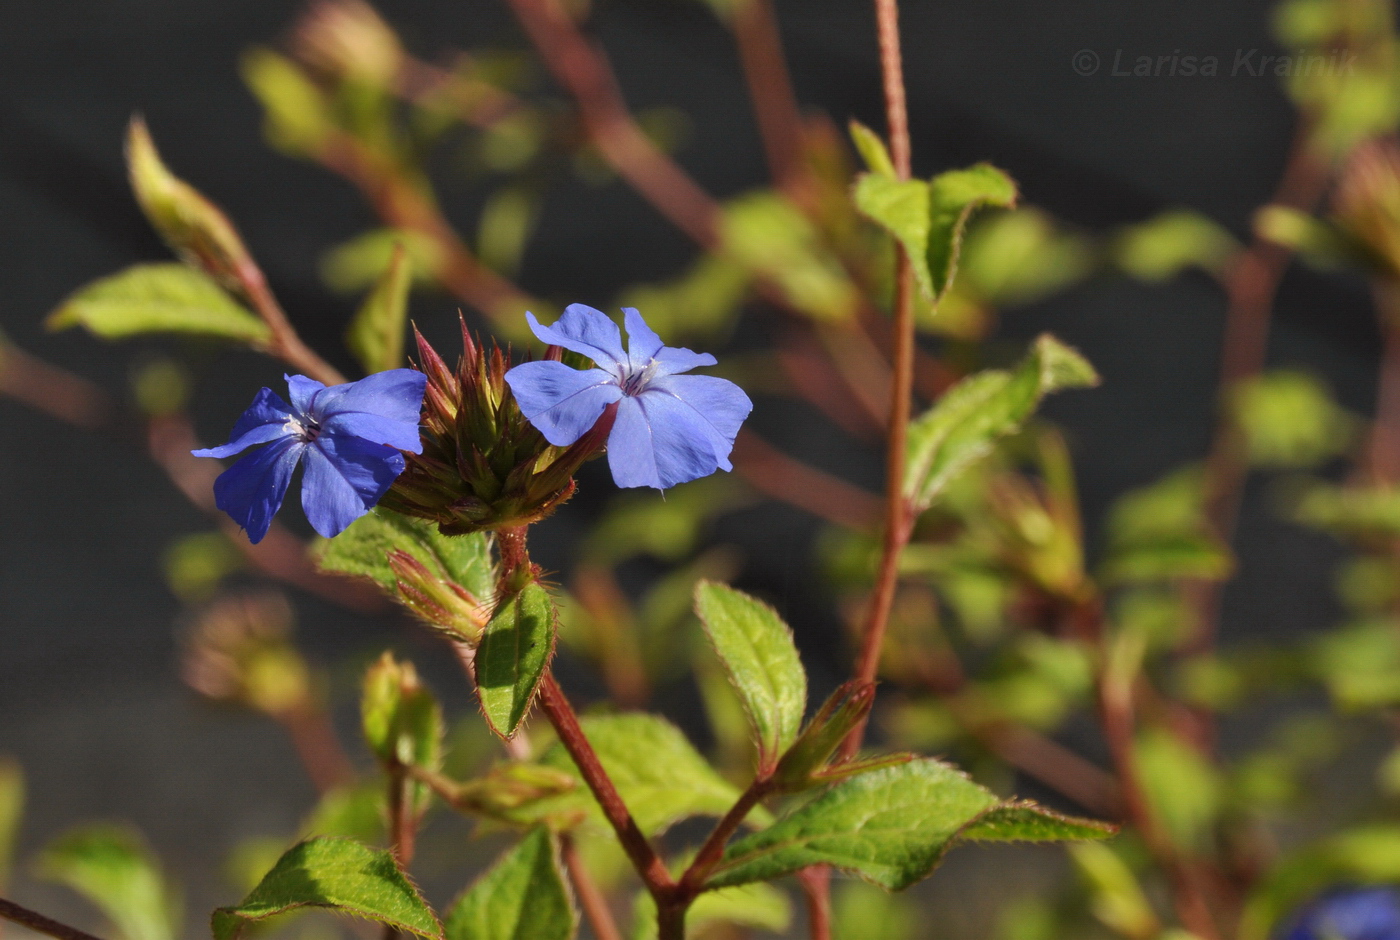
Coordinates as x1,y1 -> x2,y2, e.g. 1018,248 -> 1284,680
1114,210 -> 1240,281
477,582 -> 557,738
1253,205 -> 1358,269
848,120 -> 896,178
301,783 -> 387,844
853,174 -> 932,296
241,48 -> 333,156
1230,370 -> 1353,468
1101,469 -> 1233,585
211,837 -> 442,940
959,207 -> 1094,307
1069,843 -> 1160,940
46,263 -> 270,344
1135,729 -> 1220,853
958,802 -> 1116,842
632,881 -> 790,940
36,824 -> 180,940
706,761 -> 1106,892
694,581 -> 807,769
444,829 -> 575,940
721,191 -> 859,321
318,508 -> 494,602
347,243 -> 412,374
706,760 -> 995,891
904,335 -> 1098,511
0,757 -> 22,889
537,714 -> 757,837
925,164 -> 1019,300
322,228 -> 448,294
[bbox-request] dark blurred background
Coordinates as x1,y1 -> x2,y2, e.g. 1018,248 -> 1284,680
0,0 -> 1376,934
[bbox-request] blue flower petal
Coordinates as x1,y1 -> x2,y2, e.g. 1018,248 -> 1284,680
192,387 -> 296,458
651,344 -> 719,378
286,374 -> 326,416
623,307 -> 664,371
311,370 -> 427,428
646,373 -> 753,465
526,305 -> 627,371
211,436 -> 306,544
606,391 -> 732,490
301,432 -> 406,538
505,360 -> 623,446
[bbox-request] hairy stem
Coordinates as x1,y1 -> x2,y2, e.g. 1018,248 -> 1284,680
235,259 -> 345,387
535,672 -> 675,897
0,898 -> 106,940
796,867 -> 832,940
841,0 -> 915,763
678,777 -> 773,894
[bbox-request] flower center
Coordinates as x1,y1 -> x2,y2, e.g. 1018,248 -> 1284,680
620,360 -> 659,396
287,415 -> 322,443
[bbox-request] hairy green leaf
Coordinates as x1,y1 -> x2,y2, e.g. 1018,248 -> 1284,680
317,508 -> 494,603
46,263 -> 270,344
1114,210 -> 1240,281
853,174 -> 931,294
211,837 -> 442,940
925,164 -> 1019,300
36,824 -> 179,940
707,760 -> 995,890
707,760 -> 1107,891
694,581 -> 807,769
477,582 -> 556,738
958,802 -> 1116,842
538,713 -> 757,836
347,242 -> 412,374
904,335 -> 1097,512
444,829 -> 575,940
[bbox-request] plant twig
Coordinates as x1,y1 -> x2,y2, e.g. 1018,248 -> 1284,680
796,867 -> 832,940
677,777 -> 773,895
730,0 -> 805,189
560,833 -> 624,940
0,898 -> 106,940
278,702 -> 358,794
504,0 -> 721,248
841,0 -> 916,762
535,672 -> 675,899
732,431 -> 881,529
235,257 -> 345,387
1190,117 -> 1328,652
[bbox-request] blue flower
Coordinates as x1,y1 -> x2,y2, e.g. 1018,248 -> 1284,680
193,369 -> 427,543
504,304 -> 753,490
1282,887 -> 1400,940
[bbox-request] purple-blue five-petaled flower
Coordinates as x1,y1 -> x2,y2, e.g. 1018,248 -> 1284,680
1282,887 -> 1400,940
192,369 -> 428,543
505,304 -> 753,490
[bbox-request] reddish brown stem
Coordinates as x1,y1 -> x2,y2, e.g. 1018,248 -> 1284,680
279,702 -> 357,794
1191,117 -> 1329,651
505,0 -> 721,248
732,430 -> 882,529
0,898 -> 106,940
236,259 -> 345,387
677,778 -> 773,895
1076,597 -> 1223,940
316,133 -> 536,326
535,672 -> 675,898
0,342 -> 111,430
731,0 -> 805,189
796,867 -> 832,940
560,833 -> 624,940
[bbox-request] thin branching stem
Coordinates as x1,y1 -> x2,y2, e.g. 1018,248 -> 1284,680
0,898 -> 106,940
